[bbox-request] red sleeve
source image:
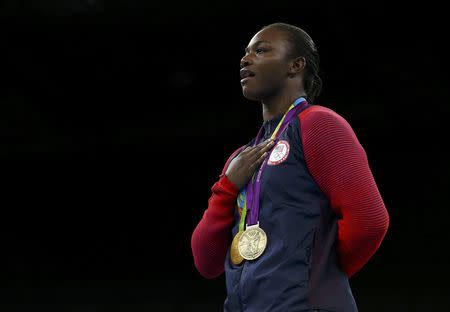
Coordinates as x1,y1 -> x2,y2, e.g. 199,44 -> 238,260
298,105 -> 389,278
190,147 -> 242,279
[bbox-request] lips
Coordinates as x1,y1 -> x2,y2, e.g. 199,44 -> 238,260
240,69 -> 255,84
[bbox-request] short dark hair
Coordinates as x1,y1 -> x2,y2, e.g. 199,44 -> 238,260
262,22 -> 322,103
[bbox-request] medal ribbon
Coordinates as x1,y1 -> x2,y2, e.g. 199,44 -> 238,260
237,190 -> 248,232
244,97 -> 308,226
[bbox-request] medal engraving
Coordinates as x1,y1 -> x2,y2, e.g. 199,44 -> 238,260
238,225 -> 267,260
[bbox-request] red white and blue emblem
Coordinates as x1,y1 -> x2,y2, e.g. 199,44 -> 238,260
268,140 -> 290,165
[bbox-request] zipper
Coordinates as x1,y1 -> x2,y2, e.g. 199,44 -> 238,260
237,258 -> 249,310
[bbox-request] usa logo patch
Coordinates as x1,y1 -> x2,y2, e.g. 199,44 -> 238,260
268,140 -> 290,165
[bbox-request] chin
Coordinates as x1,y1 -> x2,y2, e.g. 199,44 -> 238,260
242,86 -> 262,101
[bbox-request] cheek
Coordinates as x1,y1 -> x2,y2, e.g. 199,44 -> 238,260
241,60 -> 287,100
258,62 -> 287,89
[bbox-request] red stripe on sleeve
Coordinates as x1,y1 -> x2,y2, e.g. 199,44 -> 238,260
299,106 -> 389,278
190,147 -> 242,278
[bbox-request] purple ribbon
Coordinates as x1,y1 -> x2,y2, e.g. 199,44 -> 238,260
245,98 -> 308,226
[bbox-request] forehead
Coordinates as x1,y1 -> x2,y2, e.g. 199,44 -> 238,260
247,27 -> 287,47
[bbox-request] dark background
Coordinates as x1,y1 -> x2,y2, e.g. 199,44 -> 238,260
1,1 -> 448,311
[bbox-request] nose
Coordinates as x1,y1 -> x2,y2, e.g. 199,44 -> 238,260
240,54 -> 253,69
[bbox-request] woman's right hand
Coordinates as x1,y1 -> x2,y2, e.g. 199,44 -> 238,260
225,139 -> 275,190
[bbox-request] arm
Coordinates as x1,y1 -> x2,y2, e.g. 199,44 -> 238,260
299,106 -> 389,278
190,148 -> 241,279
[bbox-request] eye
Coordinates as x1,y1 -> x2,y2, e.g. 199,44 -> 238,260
255,48 -> 266,54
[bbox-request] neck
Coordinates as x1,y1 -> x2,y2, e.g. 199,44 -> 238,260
261,89 -> 306,121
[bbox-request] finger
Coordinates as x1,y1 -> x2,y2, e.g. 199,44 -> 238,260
249,151 -> 268,170
239,145 -> 252,155
252,140 -> 275,159
246,145 -> 264,160
245,141 -> 272,163
248,139 -> 274,155
261,138 -> 274,146
260,140 -> 275,152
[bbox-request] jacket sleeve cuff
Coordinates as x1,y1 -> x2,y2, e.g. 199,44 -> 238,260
217,174 -> 240,195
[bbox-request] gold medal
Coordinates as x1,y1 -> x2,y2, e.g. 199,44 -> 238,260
230,230 -> 244,265
238,223 -> 268,260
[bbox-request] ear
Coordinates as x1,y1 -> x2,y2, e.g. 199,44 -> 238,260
288,56 -> 306,77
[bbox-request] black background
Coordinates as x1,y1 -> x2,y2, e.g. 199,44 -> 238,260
1,1 -> 449,311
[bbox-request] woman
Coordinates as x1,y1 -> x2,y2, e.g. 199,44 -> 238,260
191,22 -> 389,312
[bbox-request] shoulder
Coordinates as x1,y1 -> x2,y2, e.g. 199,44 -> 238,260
298,104 -> 349,126
298,104 -> 361,145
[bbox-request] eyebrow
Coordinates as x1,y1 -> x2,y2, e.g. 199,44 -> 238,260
245,40 -> 271,53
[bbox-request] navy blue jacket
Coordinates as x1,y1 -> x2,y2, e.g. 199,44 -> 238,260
223,105 -> 358,312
